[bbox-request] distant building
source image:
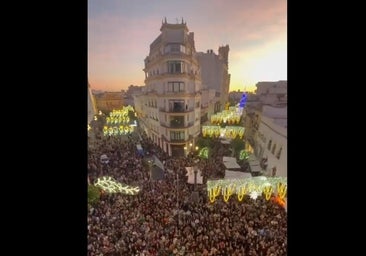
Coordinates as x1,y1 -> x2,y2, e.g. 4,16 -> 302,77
229,90 -> 245,103
255,80 -> 287,106
124,85 -> 143,107
200,88 -> 219,125
196,46 -> 230,112
93,91 -> 124,114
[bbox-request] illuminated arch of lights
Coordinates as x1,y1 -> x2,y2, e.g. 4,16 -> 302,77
103,106 -> 137,136
202,125 -> 245,139
210,107 -> 242,125
94,176 -> 140,195
207,176 -> 287,207
202,106 -> 245,139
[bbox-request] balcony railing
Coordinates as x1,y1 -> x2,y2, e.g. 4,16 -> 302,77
160,121 -> 195,129
170,137 -> 186,142
162,134 -> 194,143
159,107 -> 194,113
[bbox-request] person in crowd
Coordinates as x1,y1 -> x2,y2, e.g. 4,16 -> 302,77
88,127 -> 287,256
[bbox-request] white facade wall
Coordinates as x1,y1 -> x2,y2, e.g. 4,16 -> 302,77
262,105 -> 287,119
244,81 -> 287,177
256,80 -> 287,94
196,49 -> 229,110
256,115 -> 287,177
256,80 -> 287,105
196,52 -> 223,91
259,94 -> 279,105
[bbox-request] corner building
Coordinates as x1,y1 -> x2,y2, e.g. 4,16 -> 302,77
136,19 -> 201,157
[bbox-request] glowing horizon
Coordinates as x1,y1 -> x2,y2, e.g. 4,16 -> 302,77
88,0 -> 287,92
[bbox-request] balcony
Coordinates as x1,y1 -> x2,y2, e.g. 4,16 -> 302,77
170,137 -> 186,142
159,107 -> 194,113
162,134 -> 194,144
170,118 -> 184,128
160,121 -> 194,129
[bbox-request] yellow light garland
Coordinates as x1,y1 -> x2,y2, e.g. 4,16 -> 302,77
277,182 -> 287,200
214,185 -> 221,197
223,184 -> 235,202
262,186 -> 273,200
208,185 -> 221,203
237,185 -> 248,201
209,187 -> 217,202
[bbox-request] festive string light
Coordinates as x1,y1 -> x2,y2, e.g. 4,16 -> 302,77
262,185 -> 273,200
277,182 -> 287,200
94,176 -> 140,195
207,177 -> 287,203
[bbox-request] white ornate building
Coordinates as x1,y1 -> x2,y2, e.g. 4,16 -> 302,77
134,19 -> 203,157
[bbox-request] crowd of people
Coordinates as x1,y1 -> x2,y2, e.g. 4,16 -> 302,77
87,127 -> 287,256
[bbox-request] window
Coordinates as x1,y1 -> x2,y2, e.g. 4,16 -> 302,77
271,144 -> 276,155
165,44 -> 186,53
196,101 -> 200,108
167,61 -> 184,74
171,44 -> 180,52
170,116 -> 185,127
267,140 -> 272,151
168,82 -> 185,92
169,100 -> 185,112
170,131 -> 185,141
276,147 -> 282,159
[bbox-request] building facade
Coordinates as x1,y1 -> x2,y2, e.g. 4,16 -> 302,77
135,19 -> 203,157
196,46 -> 230,112
124,85 -> 143,107
256,105 -> 287,177
93,91 -> 124,114
244,80 -> 287,177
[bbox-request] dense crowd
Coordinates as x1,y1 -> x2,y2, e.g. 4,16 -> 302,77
87,128 -> 287,256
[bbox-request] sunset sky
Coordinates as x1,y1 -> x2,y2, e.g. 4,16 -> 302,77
88,0 -> 287,92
